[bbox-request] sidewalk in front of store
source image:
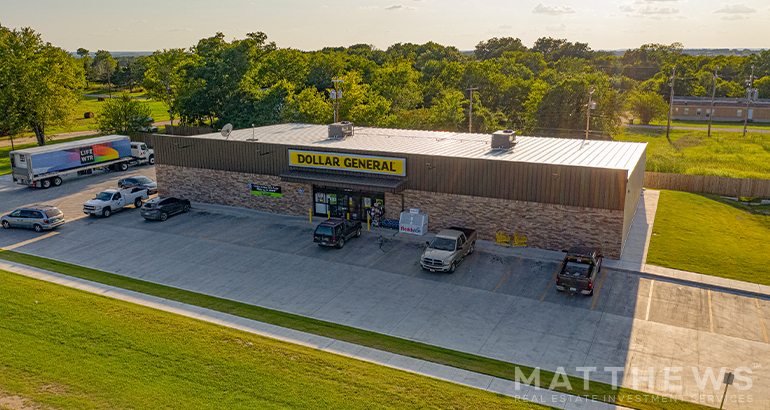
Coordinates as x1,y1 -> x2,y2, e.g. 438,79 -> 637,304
0,259 -> 632,410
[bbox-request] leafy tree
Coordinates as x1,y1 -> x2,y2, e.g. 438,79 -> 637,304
76,47 -> 92,86
428,90 -> 465,131
474,37 -> 526,61
371,60 -> 423,113
0,25 -> 84,145
755,76 -> 770,99
97,94 -> 152,133
283,87 -> 333,124
144,48 -> 193,126
622,43 -> 682,82
247,49 -> 309,89
92,50 -> 117,92
625,90 -> 668,125
336,71 -> 393,127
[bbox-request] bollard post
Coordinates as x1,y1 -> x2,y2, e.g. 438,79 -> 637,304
347,213 -> 350,220
327,210 -> 330,219
309,208 -> 312,223
367,214 -> 370,231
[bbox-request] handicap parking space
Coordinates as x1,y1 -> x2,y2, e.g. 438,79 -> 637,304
494,257 -> 560,300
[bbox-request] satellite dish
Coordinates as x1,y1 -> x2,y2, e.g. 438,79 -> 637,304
221,123 -> 233,140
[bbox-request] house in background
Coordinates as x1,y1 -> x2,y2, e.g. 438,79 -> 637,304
672,96 -> 770,123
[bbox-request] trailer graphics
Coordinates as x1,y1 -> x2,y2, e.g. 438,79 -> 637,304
33,140 -> 129,174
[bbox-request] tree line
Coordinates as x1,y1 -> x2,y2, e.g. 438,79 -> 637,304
3,24 -> 770,145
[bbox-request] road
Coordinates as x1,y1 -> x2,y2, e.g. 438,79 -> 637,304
0,170 -> 768,409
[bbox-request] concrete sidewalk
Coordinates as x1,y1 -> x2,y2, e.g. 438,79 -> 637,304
0,259 -> 631,410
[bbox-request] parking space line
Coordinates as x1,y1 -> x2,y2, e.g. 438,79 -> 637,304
539,262 -> 563,301
2,231 -> 59,251
493,256 -> 521,293
645,279 -> 654,321
757,297 -> 769,344
708,288 -> 714,333
293,242 -> 316,255
590,269 -> 607,311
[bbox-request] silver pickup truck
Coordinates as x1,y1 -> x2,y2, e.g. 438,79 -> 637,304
420,227 -> 477,273
83,187 -> 149,217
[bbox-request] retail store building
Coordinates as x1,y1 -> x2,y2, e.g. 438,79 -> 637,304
151,123 -> 646,258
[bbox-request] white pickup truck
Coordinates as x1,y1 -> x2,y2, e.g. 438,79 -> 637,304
83,187 -> 149,217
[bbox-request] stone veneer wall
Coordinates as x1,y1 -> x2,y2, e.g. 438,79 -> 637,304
156,164 -> 312,217
398,189 -> 625,259
157,165 -> 624,258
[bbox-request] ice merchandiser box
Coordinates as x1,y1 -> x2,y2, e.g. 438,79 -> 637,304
399,208 -> 428,236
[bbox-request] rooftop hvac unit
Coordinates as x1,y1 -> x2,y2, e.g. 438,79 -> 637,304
491,129 -> 516,150
328,121 -> 353,139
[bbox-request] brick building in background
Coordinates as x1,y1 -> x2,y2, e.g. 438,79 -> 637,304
672,96 -> 770,123
149,123 -> 646,259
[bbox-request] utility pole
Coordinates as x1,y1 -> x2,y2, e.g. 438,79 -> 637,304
665,66 -> 675,144
708,66 -> 719,138
165,80 -> 173,135
585,86 -> 595,141
743,65 -> 756,138
332,78 -> 344,123
467,86 -> 478,133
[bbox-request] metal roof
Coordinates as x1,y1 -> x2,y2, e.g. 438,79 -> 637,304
187,123 -> 646,173
9,135 -> 128,155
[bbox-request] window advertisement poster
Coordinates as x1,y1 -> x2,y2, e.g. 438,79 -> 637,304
328,194 -> 337,205
316,192 -> 325,203
249,183 -> 282,197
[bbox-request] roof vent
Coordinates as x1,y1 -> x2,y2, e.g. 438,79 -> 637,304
491,129 -> 516,150
328,121 -> 353,139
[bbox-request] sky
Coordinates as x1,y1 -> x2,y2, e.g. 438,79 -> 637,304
2,0 -> 769,52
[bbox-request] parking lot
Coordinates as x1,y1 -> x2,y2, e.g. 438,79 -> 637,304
1,168 -> 769,409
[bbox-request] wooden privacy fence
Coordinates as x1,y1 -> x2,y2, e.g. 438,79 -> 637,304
644,172 -> 770,198
163,125 -> 213,136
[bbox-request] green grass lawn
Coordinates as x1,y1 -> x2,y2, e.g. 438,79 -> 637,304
647,190 -> 770,286
84,85 -> 150,98
0,135 -> 104,176
0,251 -> 712,410
0,269 -> 554,410
1,96 -> 169,140
616,127 -> 770,179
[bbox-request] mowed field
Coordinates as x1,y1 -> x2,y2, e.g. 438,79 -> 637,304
646,190 -> 770,285
0,269 -> 551,410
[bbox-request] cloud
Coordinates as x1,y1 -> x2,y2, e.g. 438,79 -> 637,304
637,5 -> 679,14
385,4 -> 415,10
620,3 -> 679,16
357,5 -> 378,9
714,3 -> 756,13
532,3 -> 576,15
720,14 -> 745,20
546,23 -> 568,31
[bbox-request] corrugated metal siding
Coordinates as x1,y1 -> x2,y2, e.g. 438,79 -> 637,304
153,135 -> 628,210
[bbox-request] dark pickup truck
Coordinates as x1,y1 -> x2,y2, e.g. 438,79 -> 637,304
556,247 -> 603,296
313,218 -> 362,248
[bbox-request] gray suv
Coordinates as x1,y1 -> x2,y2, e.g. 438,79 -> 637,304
2,205 -> 65,232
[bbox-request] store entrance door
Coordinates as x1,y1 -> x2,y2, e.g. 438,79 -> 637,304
313,186 -> 383,221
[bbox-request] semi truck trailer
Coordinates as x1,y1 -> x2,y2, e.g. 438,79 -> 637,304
9,135 -> 153,189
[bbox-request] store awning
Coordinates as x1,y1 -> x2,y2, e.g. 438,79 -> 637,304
279,170 -> 405,193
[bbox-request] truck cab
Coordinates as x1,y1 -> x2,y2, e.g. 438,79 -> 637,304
130,142 -> 155,165
556,247 -> 603,296
83,187 -> 149,217
420,227 -> 477,273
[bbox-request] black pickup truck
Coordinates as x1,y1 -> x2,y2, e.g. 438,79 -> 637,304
556,247 -> 603,296
313,218 -> 362,248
